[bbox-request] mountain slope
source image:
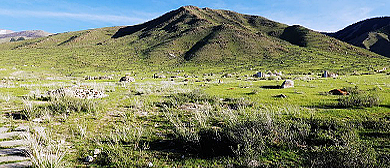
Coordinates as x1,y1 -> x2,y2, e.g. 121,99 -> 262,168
327,17 -> 390,58
0,6 -> 388,74
0,29 -> 14,35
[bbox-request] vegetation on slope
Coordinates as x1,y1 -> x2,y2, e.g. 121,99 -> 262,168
0,6 -> 388,75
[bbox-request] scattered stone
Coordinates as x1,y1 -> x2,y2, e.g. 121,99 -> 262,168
0,160 -> 32,167
0,148 -> 26,156
0,155 -> 29,163
281,80 -> 294,88
119,76 -> 135,82
0,132 -> 25,140
329,89 -> 349,95
84,155 -> 94,162
0,140 -> 28,148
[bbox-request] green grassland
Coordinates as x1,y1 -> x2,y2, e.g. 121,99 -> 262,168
0,66 -> 388,167
0,5 -> 389,168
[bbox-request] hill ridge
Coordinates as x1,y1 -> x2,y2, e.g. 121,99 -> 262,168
328,17 -> 390,57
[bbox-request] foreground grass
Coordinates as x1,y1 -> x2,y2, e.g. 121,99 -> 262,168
0,69 -> 388,167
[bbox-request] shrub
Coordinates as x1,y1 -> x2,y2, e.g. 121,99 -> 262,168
307,144 -> 376,168
338,92 -> 380,107
162,91 -> 384,167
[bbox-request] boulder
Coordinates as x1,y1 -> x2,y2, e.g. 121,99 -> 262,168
119,76 -> 135,82
329,89 -> 349,95
281,80 -> 294,88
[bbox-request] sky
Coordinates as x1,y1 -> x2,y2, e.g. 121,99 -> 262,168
1,0 -> 389,33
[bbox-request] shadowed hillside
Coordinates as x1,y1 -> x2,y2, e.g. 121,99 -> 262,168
327,17 -> 390,58
0,6 -> 388,73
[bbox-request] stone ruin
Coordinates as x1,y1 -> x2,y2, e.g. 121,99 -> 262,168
47,87 -> 108,99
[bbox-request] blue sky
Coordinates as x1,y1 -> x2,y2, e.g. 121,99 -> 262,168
1,0 -> 389,33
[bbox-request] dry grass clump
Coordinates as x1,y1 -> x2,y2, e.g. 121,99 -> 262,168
24,127 -> 68,168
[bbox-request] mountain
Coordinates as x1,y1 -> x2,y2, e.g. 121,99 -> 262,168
0,6 -> 388,74
327,17 -> 390,58
0,30 -> 51,43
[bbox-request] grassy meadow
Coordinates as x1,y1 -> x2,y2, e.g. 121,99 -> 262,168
0,65 -> 388,167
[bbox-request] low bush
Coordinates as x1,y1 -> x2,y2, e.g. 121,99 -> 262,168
163,93 -> 381,167
338,92 -> 380,107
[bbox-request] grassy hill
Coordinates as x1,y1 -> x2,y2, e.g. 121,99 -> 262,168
0,6 -> 388,75
327,17 -> 390,58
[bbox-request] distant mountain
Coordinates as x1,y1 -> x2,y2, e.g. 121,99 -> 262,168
0,30 -> 51,39
0,29 -> 14,35
327,17 -> 390,58
0,30 -> 51,43
0,6 -> 388,73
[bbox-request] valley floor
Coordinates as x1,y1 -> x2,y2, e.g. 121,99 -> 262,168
0,68 -> 388,167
